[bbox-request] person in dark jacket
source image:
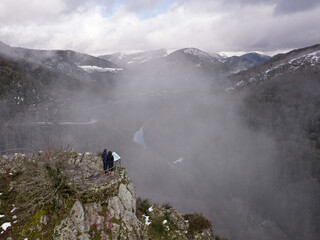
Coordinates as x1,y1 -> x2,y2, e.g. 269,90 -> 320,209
106,151 -> 114,175
101,149 -> 108,174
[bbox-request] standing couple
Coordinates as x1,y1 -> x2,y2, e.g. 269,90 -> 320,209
102,149 -> 114,175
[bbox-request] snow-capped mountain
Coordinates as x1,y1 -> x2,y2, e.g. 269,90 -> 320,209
226,44 -> 320,89
99,49 -> 168,67
166,47 -> 222,65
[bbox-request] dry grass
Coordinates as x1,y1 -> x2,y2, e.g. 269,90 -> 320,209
14,144 -> 76,219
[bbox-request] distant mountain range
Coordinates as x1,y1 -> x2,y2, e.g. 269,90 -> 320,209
99,47 -> 271,74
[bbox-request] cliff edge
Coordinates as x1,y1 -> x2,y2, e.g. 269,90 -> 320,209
0,149 -> 217,240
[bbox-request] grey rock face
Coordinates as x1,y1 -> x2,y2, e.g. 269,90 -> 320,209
54,200 -> 90,240
53,166 -> 141,240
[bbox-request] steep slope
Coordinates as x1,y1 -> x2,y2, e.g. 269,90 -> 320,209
0,41 -> 119,82
0,54 -> 110,125
223,44 -> 320,239
226,44 -> 320,89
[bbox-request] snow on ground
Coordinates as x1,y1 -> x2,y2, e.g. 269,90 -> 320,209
184,48 -> 212,60
10,207 -> 17,213
0,215 -> 4,218
79,65 -> 123,73
0,193 -> 2,196
148,205 -> 153,212
1,222 -> 11,231
162,219 -> 167,224
142,215 -> 152,225
233,50 -> 320,90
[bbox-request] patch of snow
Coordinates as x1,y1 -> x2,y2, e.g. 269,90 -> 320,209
9,173 -> 13,175
79,65 -> 123,73
0,193 -> 2,196
13,215 -> 17,219
148,205 -> 153,212
0,215 -> 4,218
138,57 -> 152,63
10,207 -> 17,213
184,220 -> 189,223
143,215 -> 152,225
184,48 -> 212,60
236,80 -> 245,87
162,219 -> 167,224
1,222 -> 11,231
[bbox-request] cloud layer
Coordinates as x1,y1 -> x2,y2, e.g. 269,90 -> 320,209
0,0 -> 319,55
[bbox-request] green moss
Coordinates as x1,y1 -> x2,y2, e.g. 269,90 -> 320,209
89,225 -> 102,240
13,203 -> 70,240
121,179 -> 130,185
32,209 -> 46,224
109,217 -> 121,225
147,217 -> 170,240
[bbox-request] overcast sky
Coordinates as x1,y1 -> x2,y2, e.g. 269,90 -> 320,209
0,0 -> 320,56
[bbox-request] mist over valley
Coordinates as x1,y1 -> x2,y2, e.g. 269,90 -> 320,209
0,41 -> 320,240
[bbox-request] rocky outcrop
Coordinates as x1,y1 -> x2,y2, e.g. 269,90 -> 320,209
0,151 -> 215,239
54,170 -> 141,240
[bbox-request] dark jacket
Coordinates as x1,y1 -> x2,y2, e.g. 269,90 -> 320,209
107,151 -> 114,165
102,151 -> 107,163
